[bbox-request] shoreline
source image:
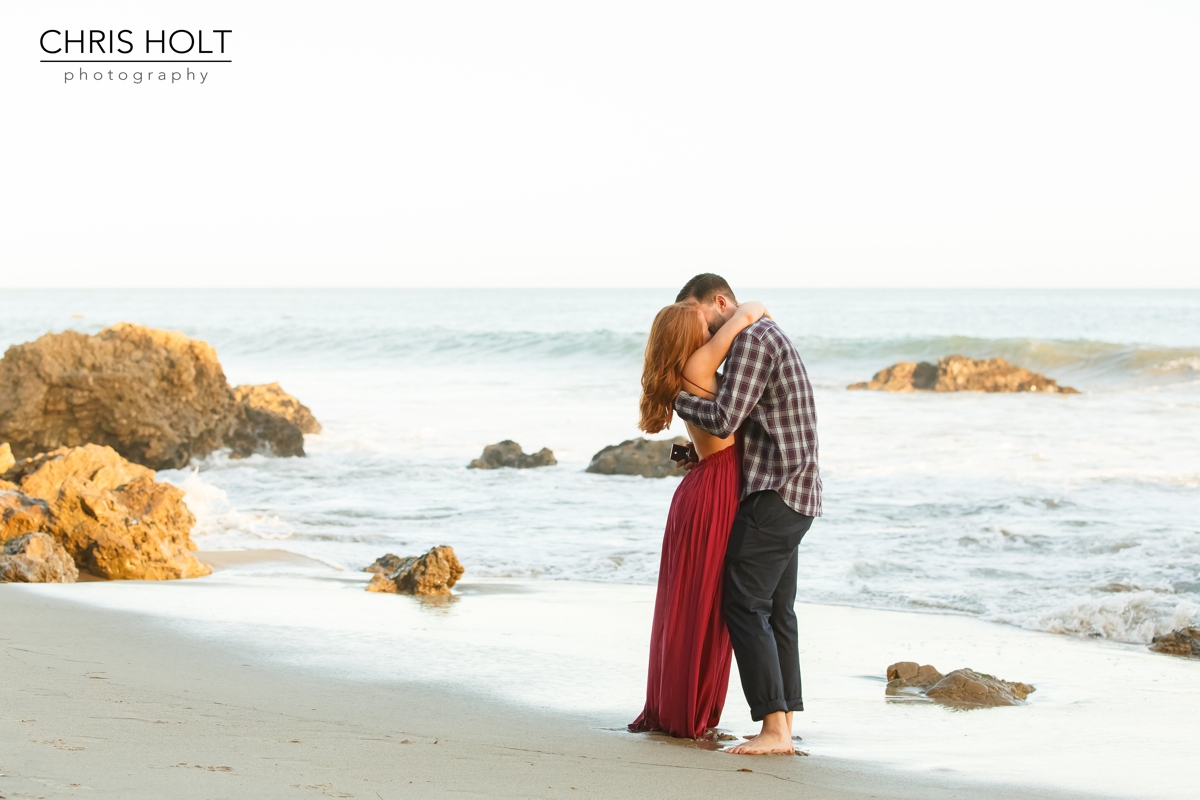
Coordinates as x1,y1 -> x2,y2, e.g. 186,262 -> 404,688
4,555 -> 1193,798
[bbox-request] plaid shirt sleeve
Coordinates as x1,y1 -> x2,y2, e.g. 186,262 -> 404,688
674,331 -> 774,438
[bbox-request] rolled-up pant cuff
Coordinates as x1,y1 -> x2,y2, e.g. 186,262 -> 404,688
749,698 -> 804,721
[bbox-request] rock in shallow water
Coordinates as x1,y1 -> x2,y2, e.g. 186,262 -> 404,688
0,324 -> 319,469
885,662 -> 1034,708
467,441 -> 555,469
586,437 -> 688,479
1,444 -> 210,580
366,546 -> 464,596
886,661 -> 944,689
1148,628 -> 1200,658
234,382 -> 322,435
926,669 -> 1035,707
0,531 -> 78,583
848,355 -> 1078,394
231,382 -> 321,458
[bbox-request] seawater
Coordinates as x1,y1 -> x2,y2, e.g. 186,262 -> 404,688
4,289 -> 1199,645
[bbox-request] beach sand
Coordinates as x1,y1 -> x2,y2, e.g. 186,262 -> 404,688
1,551 -> 1191,799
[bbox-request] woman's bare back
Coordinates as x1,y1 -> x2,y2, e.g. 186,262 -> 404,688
681,364 -> 736,460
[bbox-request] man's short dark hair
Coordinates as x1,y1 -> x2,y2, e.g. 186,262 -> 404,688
676,273 -> 736,304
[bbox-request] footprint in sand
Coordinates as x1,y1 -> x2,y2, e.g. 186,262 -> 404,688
40,739 -> 84,751
289,783 -> 353,798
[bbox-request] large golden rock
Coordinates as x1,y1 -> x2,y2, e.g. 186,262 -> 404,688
0,489 -> 53,540
848,355 -> 1079,394
0,324 -> 319,469
1,444 -> 210,581
366,546 -> 464,596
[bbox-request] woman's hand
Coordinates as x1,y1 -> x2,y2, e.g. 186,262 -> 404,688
737,301 -> 768,323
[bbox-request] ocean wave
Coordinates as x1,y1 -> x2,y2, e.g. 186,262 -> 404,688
992,591 -> 1200,644
199,323 -> 1200,386
207,325 -> 649,367
170,469 -> 295,542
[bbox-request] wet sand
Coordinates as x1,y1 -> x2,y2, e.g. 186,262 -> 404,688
1,554 -> 1189,799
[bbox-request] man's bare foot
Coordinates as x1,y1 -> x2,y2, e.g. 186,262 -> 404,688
725,730 -> 795,755
725,711 -> 795,755
740,711 -> 794,741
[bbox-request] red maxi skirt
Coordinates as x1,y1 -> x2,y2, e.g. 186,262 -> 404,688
629,444 -> 739,739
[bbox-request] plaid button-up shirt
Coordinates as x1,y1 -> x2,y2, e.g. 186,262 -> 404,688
674,318 -> 822,517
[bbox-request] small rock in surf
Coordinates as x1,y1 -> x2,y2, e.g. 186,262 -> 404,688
586,437 -> 687,479
467,441 -> 556,469
1148,628 -> 1200,658
365,545 -> 464,596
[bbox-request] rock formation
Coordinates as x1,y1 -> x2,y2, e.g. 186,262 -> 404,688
848,355 -> 1079,394
926,669 -> 1035,707
0,532 -> 78,583
0,444 -> 210,581
364,553 -> 405,575
1148,628 -> 1200,658
0,324 -> 319,469
365,545 -> 464,596
885,662 -> 1034,708
586,437 -> 689,479
234,382 -> 322,434
0,488 -> 53,540
467,441 -> 556,469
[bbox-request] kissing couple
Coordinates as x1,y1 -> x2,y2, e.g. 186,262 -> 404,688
628,274 -> 822,755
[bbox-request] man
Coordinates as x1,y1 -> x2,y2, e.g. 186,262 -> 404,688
672,273 -> 822,755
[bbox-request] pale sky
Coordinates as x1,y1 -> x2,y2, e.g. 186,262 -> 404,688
3,1 -> 1198,288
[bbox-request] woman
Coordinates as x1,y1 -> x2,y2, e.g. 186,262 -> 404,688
628,299 -> 768,739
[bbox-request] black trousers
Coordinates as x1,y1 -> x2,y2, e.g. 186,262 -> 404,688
723,490 -> 814,721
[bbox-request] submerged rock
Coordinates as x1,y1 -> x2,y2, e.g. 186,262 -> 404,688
0,324 -> 320,469
926,669 -> 1035,707
586,437 -> 688,479
885,662 -> 1034,708
1,444 -> 210,581
0,531 -> 78,583
467,441 -> 556,469
1148,628 -> 1200,658
848,355 -> 1078,394
365,546 -> 464,596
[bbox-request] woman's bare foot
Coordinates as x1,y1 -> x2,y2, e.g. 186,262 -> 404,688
725,711 -> 795,755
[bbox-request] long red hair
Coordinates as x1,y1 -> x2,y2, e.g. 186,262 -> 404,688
639,303 -> 706,433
